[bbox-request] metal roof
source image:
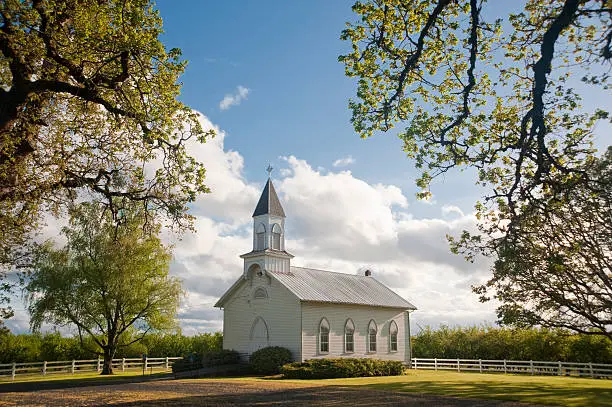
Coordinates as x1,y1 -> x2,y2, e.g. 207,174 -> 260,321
269,266 -> 416,309
252,179 -> 285,217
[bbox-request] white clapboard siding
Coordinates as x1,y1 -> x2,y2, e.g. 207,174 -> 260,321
300,302 -> 409,363
222,271 -> 301,360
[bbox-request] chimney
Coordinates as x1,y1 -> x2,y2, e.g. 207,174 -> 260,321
364,269 -> 372,277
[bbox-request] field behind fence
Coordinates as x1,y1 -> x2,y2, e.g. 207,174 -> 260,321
411,358 -> 612,379
0,356 -> 182,381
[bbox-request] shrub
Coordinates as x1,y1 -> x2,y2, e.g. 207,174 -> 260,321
172,349 -> 241,374
202,349 -> 241,367
250,346 -> 292,375
280,358 -> 405,379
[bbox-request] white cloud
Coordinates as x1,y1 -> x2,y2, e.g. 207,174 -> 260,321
5,112 -> 498,336
219,86 -> 250,111
332,155 -> 355,167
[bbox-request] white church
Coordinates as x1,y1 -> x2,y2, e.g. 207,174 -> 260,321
215,177 -> 417,363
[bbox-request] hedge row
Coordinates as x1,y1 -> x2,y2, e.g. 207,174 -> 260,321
171,349 -> 240,374
281,358 -> 405,379
412,326 -> 612,363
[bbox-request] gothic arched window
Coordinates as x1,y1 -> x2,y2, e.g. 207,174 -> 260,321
271,224 -> 282,250
389,320 -> 398,352
344,319 -> 355,353
256,223 -> 266,250
319,318 -> 330,353
368,320 -> 377,352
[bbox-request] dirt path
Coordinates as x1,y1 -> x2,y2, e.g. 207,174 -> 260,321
0,378 -> 540,406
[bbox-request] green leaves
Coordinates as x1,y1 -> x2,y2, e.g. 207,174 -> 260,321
26,202 -> 182,366
0,0 -> 211,271
342,0 -> 611,338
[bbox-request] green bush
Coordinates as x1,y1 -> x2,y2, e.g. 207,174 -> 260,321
280,358 -> 405,379
171,357 -> 202,374
202,349 -> 241,367
171,349 -> 241,374
250,346 -> 292,375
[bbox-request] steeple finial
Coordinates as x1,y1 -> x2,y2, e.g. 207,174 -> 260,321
266,164 -> 273,178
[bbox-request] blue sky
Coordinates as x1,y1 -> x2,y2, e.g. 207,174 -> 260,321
156,0 -> 482,215
5,1 -> 610,335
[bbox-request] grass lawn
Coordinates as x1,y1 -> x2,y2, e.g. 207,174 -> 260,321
270,370 -> 612,407
1,369 -> 610,406
0,369 -> 170,388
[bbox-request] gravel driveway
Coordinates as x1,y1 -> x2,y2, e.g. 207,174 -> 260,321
0,378 -> 541,406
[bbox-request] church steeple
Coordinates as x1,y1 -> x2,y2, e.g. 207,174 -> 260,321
241,173 -> 292,279
252,178 -> 285,218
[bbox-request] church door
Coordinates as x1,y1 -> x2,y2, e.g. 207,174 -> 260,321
250,317 -> 269,354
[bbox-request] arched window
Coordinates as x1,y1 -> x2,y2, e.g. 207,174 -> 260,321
368,320 -> 377,352
271,224 -> 282,250
344,319 -> 355,353
389,321 -> 398,352
256,223 -> 266,250
319,318 -> 330,353
254,287 -> 268,299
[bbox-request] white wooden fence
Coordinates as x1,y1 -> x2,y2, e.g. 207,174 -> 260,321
0,356 -> 182,381
411,358 -> 612,379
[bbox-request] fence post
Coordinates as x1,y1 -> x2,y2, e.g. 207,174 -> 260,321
457,358 -> 460,372
557,361 -> 562,376
71,360 -> 75,375
42,361 -> 47,376
165,356 -> 169,370
414,358 -> 418,370
11,362 -> 16,381
503,359 -> 507,374
144,355 -> 148,372
530,360 -> 534,375
479,359 -> 482,373
589,362 -> 594,378
434,358 -> 437,371
122,358 -> 125,372
97,357 -> 101,372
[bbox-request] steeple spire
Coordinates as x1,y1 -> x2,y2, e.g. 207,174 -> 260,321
252,178 -> 285,217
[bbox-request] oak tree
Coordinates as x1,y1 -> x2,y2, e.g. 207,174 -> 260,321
26,202 -> 182,374
341,0 -> 611,336
1,0 -> 209,323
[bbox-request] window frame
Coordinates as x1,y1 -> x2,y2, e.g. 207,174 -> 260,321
389,320 -> 398,352
368,320 -> 377,353
319,317 -> 330,354
256,223 -> 266,250
344,318 -> 355,353
271,224 -> 282,250
253,287 -> 268,300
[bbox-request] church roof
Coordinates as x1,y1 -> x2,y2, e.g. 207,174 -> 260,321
269,266 -> 416,310
253,179 -> 285,217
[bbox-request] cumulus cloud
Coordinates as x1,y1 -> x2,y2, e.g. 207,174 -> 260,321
332,155 -> 355,167
6,112 -> 498,335
219,86 -> 250,110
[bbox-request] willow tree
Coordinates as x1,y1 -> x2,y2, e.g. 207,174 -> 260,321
1,0 -> 210,320
27,202 -> 182,374
340,1 -> 611,336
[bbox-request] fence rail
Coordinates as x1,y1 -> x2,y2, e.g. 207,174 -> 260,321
0,356 -> 182,381
411,358 -> 612,378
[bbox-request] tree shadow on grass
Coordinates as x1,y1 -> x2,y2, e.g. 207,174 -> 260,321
0,372 -> 172,393
362,378 -> 612,407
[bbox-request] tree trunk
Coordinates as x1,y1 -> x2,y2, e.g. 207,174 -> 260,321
101,346 -> 115,375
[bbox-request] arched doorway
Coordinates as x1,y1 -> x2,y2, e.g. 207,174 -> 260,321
249,316 -> 269,354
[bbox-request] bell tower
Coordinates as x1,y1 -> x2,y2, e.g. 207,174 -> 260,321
241,169 -> 293,280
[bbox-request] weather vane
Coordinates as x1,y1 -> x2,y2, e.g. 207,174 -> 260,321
266,164 -> 273,178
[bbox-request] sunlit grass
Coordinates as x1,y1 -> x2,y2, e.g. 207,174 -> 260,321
239,370 -> 612,407
293,370 -> 611,407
